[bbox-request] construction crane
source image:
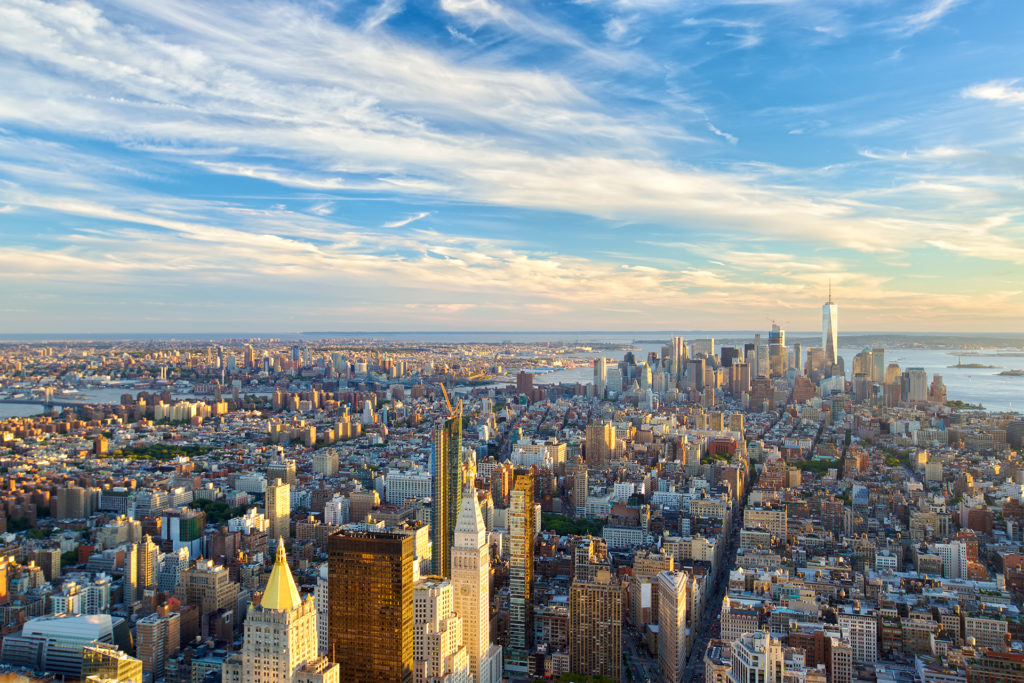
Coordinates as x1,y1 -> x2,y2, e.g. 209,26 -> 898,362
438,383 -> 462,418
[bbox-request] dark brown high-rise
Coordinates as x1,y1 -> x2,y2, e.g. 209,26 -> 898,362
327,529 -> 414,683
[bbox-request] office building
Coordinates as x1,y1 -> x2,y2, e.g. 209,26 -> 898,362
412,577 -> 469,683
728,631 -> 784,683
82,643 -> 143,683
312,451 -> 338,476
450,484 -> 502,683
823,285 -> 839,367
0,614 -> 128,678
658,571 -> 688,683
239,541 -> 338,683
594,357 -> 607,398
327,529 -> 415,683
964,650 -> 1024,682
158,547 -> 190,593
315,564 -> 329,657
176,559 -> 238,635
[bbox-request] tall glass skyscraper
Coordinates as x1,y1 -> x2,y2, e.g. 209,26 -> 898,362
327,530 -> 414,683
431,405 -> 463,577
506,469 -> 536,675
823,285 -> 839,367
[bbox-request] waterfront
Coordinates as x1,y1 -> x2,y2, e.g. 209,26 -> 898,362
531,345 -> 1023,414
2,337 -> 1020,418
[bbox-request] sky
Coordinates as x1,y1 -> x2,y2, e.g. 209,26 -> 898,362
0,0 -> 1022,334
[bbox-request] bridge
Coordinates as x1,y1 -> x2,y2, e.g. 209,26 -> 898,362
0,398 -> 102,409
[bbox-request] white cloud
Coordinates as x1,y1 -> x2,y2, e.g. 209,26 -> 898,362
891,0 -> 965,36
0,0 -> 1021,332
308,202 -> 334,216
706,121 -> 738,144
362,0 -> 404,31
963,80 -> 1024,105
382,211 -> 431,228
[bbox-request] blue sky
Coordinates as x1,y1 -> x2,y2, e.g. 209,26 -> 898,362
0,0 -> 1022,333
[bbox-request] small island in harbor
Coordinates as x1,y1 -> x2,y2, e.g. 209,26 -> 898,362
997,369 -> 1024,376
949,362 -> 1001,369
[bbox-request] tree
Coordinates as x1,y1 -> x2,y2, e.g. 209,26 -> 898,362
61,550 -> 78,568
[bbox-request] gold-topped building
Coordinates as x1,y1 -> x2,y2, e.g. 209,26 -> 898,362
230,540 -> 338,683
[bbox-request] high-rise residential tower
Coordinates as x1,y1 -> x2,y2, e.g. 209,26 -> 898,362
505,470 -> 535,675
266,478 -> 291,542
569,568 -> 622,682
431,406 -> 463,577
450,485 -> 502,683
137,606 -> 180,680
823,283 -> 839,368
328,529 -> 415,683
585,421 -> 616,468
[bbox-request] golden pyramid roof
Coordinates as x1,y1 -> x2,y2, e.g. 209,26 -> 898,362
261,539 -> 301,611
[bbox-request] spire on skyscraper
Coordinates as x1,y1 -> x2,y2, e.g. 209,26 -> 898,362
262,538 -> 301,611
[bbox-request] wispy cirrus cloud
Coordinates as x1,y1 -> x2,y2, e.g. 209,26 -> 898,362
890,0 -> 966,37
383,211 -> 431,229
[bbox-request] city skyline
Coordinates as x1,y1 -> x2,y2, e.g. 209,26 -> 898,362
0,0 -> 1022,332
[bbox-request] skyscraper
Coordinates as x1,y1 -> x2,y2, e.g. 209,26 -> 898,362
450,485 -> 502,683
431,405 -> 463,577
238,541 -> 337,683
585,421 -> 616,468
266,478 -> 291,542
569,568 -> 622,682
658,571 -> 689,683
768,323 -> 787,378
593,357 -> 607,398
412,578 -> 469,683
671,336 -> 688,384
136,535 -> 159,599
506,470 -> 535,675
328,529 -> 415,683
823,283 -> 839,367
137,606 -> 180,680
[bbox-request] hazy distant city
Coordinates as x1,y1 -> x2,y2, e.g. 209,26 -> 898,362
2,0 -> 1023,683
